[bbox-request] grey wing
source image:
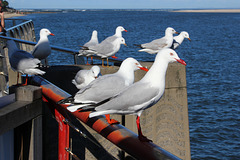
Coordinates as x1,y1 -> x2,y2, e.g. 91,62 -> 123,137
104,35 -> 117,43
31,44 -> 39,56
95,82 -> 159,112
74,70 -> 87,84
10,50 -> 34,69
10,50 -> 39,71
74,75 -> 126,103
91,40 -> 115,56
84,39 -> 99,47
142,37 -> 168,50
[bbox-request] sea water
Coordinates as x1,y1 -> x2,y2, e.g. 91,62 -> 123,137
13,10 -> 240,159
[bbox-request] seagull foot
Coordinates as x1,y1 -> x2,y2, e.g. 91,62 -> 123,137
105,114 -> 120,124
106,118 -> 120,125
111,55 -> 118,59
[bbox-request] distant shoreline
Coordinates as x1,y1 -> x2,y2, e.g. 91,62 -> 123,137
172,9 -> 240,13
3,9 -> 240,18
4,12 -> 26,18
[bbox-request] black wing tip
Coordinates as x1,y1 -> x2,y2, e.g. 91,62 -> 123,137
133,44 -> 143,49
57,96 -> 74,104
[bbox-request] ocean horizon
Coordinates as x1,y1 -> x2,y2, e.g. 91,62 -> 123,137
10,10 -> 240,159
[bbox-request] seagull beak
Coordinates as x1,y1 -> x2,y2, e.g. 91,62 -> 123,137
50,33 -> 55,36
175,58 -> 187,66
124,30 -> 128,32
188,38 -> 191,41
138,66 -> 149,72
175,31 -> 179,34
124,43 -> 127,46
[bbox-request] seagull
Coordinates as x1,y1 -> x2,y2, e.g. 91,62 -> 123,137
31,28 -> 54,65
171,31 -> 191,49
104,26 -> 127,59
6,40 -> 45,85
82,37 -> 127,67
72,65 -> 101,90
84,48 -> 186,142
78,30 -> 99,65
58,57 -> 148,124
135,27 -> 179,54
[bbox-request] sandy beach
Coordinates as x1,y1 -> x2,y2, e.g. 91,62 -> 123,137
172,9 -> 240,13
4,12 -> 26,18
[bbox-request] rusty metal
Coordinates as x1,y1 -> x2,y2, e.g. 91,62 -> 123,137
31,75 -> 181,160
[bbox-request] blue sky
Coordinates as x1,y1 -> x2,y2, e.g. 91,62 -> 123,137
7,0 -> 240,9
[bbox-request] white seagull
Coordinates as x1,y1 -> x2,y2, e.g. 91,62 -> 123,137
72,65 -> 101,90
86,48 -> 186,142
171,31 -> 191,49
82,37 -> 127,67
104,26 -> 127,59
59,58 -> 148,124
78,30 -> 99,65
31,28 -> 54,65
6,40 -> 45,85
135,27 -> 179,54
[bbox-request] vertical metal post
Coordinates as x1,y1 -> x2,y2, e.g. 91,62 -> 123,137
55,109 -> 69,160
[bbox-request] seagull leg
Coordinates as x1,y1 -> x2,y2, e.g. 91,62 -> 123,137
86,57 -> 90,65
105,114 -> 119,124
22,74 -> 28,86
102,59 -> 106,67
107,58 -> 113,67
136,116 -> 152,142
90,56 -> 93,65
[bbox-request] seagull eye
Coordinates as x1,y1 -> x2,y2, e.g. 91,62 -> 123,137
170,53 -> 174,56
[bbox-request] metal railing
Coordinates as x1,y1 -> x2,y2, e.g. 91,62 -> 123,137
0,18 -> 182,160
1,18 -> 122,65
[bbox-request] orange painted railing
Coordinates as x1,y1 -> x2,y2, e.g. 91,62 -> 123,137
31,75 -> 181,160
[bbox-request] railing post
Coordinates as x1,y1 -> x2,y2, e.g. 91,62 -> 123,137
55,108 -> 69,160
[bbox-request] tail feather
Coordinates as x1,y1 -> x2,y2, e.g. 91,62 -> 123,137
25,68 -> 45,75
67,104 -> 96,112
57,96 -> 74,104
134,44 -> 143,49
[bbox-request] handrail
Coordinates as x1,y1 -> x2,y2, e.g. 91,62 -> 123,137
0,35 -> 122,64
0,18 -> 122,65
31,75 -> 181,160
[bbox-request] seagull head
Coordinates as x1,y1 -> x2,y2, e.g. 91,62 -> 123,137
118,37 -> 127,46
166,27 -> 179,35
181,31 -> 191,41
122,58 -> 148,72
157,48 -> 186,66
90,65 -> 101,78
40,28 -> 55,37
116,26 -> 128,33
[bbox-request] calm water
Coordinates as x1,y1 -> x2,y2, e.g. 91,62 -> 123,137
14,10 -> 240,159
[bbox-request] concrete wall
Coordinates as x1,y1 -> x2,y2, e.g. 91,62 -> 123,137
40,61 -> 190,160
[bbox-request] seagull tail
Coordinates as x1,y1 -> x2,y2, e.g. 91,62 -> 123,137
57,96 -> 74,104
67,104 -> 96,112
133,44 -> 143,49
89,110 -> 113,118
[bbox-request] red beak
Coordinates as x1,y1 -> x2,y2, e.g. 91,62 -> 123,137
175,58 -> 187,66
50,33 -> 55,36
139,66 -> 149,72
124,30 -> 128,32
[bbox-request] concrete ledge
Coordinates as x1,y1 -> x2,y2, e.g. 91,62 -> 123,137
0,86 -> 43,135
